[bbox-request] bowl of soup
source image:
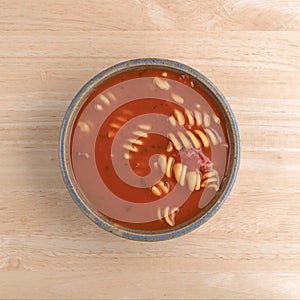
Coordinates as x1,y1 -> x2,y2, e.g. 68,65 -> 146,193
59,58 -> 240,241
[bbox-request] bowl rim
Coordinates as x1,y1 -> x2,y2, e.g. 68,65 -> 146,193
59,58 -> 240,241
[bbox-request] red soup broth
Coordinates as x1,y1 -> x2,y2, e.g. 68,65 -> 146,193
71,68 -> 229,231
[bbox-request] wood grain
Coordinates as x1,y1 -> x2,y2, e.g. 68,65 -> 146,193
0,1 -> 300,299
1,0 -> 300,31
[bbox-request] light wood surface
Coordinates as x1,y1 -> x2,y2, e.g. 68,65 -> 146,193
1,1 -> 300,299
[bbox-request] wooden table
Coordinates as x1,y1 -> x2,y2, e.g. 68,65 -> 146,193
1,1 -> 299,299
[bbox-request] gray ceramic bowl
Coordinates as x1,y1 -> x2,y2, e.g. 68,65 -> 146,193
59,58 -> 240,241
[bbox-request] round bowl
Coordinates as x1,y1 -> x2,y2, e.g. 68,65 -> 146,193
59,58 -> 240,241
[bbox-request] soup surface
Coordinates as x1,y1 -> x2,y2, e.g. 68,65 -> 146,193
71,67 -> 229,231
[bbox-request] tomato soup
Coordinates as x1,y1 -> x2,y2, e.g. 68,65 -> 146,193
70,67 -> 230,231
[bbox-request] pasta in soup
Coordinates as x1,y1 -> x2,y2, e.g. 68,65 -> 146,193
71,67 -> 229,231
